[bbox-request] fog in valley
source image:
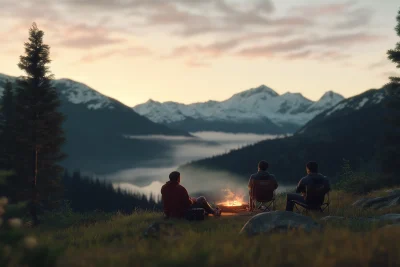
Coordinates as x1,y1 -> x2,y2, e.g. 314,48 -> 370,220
98,132 -> 292,202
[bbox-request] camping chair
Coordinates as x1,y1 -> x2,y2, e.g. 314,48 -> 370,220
249,179 -> 276,212
293,184 -> 330,214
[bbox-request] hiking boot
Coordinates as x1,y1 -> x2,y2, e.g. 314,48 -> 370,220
214,207 -> 222,217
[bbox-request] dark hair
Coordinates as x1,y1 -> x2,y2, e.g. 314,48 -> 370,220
306,161 -> 318,173
258,160 -> 269,171
169,171 -> 180,181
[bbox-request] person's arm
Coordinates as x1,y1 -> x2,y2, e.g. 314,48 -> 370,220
182,187 -> 193,209
295,178 -> 305,193
248,176 -> 253,190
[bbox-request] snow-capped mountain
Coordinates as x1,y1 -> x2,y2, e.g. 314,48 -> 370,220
297,87 -> 387,136
180,86 -> 390,185
0,73 -> 189,173
133,85 -> 345,134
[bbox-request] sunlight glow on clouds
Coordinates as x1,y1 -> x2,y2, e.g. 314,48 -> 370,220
0,0 -> 398,106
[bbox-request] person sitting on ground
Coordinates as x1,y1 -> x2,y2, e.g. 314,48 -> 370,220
161,171 -> 221,219
285,161 -> 331,212
248,160 -> 278,211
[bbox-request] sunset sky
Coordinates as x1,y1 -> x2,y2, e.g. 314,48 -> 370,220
0,0 -> 399,106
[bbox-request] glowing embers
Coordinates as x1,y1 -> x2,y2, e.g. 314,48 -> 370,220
217,189 -> 249,212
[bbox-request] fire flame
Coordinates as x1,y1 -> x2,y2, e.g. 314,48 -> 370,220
218,189 -> 245,206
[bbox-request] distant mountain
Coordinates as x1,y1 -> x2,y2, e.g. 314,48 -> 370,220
0,73 -> 190,174
179,86 -> 388,185
133,85 -> 345,134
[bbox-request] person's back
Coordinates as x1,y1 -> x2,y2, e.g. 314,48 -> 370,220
296,173 -> 330,206
161,173 -> 192,219
161,171 -> 221,218
296,173 -> 330,194
248,160 -> 278,211
286,161 -> 330,211
248,161 -> 278,190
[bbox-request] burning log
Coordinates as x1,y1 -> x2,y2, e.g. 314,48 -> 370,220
219,203 -> 249,213
217,189 -> 249,213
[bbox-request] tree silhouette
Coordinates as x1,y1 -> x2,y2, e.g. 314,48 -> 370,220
382,7 -> 400,177
14,23 -> 66,225
0,80 -> 15,170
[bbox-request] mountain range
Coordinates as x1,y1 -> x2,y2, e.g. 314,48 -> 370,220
133,85 -> 345,134
0,73 -> 190,174
179,86 -> 389,185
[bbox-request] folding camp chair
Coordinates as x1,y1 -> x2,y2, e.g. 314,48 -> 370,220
293,184 -> 330,214
249,179 -> 276,212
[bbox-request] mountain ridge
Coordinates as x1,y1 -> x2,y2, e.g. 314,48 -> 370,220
0,73 -> 191,174
133,84 -> 345,134
178,85 -> 389,185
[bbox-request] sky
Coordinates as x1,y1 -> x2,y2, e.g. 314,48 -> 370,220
0,0 -> 399,106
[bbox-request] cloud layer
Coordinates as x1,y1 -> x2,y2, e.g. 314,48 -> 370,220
0,0 -> 386,67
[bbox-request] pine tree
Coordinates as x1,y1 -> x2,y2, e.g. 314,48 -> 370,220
381,8 -> 400,177
0,80 -> 15,170
14,23 -> 66,225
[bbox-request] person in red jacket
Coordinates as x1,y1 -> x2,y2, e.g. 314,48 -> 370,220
161,171 -> 221,219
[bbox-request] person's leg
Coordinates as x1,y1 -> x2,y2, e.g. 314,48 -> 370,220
196,196 -> 217,215
249,194 -> 253,211
286,193 -> 306,211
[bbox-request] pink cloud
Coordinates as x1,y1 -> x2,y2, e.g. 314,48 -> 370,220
80,46 -> 152,63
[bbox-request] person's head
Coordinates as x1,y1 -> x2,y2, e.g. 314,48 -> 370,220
169,171 -> 181,183
306,161 -> 318,174
258,160 -> 269,171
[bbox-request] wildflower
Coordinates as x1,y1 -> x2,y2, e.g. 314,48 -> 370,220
24,236 -> 38,249
0,197 -> 8,206
2,245 -> 12,257
8,218 -> 22,228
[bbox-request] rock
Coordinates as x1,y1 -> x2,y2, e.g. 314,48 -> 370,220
379,223 -> 400,230
352,194 -> 400,210
377,214 -> 400,223
385,189 -> 400,196
320,216 -> 346,223
239,211 -> 321,236
142,221 -> 183,241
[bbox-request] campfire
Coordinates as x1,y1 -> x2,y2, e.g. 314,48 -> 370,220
217,189 -> 249,212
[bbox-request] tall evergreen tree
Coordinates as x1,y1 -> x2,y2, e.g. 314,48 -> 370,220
14,23 -> 66,224
0,80 -> 15,170
382,8 -> 400,177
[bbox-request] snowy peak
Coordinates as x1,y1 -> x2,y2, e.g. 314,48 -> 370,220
133,84 -> 345,132
0,74 -> 116,111
54,79 -> 114,110
324,89 -> 386,117
232,85 -> 279,99
318,91 -> 345,102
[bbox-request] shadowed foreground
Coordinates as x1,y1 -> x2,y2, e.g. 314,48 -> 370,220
25,189 -> 400,267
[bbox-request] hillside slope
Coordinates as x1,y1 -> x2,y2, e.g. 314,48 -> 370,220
0,73 -> 190,173
179,87 -> 388,184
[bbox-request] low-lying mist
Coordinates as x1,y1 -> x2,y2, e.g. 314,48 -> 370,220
100,131 -> 290,201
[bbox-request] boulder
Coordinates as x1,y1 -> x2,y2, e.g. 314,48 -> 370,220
379,223 -> 400,230
376,214 -> 400,223
352,193 -> 400,210
320,216 -> 346,224
239,211 -> 321,236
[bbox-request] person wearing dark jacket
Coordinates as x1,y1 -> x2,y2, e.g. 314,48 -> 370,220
285,161 -> 331,211
248,160 -> 278,211
161,171 -> 221,219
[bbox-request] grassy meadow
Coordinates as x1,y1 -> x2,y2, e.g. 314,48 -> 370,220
12,188 -> 398,267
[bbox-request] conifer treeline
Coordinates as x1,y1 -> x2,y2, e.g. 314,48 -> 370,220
62,170 -> 160,213
0,23 -> 161,220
